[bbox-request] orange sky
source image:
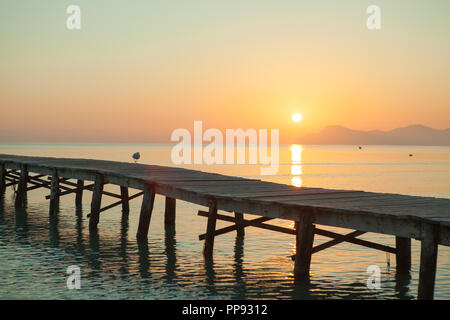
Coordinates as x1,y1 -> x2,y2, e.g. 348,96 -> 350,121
0,1 -> 449,143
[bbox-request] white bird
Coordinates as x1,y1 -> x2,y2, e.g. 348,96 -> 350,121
132,152 -> 140,163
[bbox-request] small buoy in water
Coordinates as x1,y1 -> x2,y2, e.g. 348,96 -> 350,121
132,152 -> 141,163
409,154 -> 413,157
358,146 -> 362,150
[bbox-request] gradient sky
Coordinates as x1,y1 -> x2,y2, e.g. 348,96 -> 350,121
1,0 -> 449,143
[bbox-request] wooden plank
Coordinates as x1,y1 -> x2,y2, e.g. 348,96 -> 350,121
45,182 -> 95,199
198,210 -> 273,223
198,212 -> 274,240
1,154 -> 450,252
136,184 -> 156,239
49,178 -> 108,196
314,228 -> 397,254
5,180 -> 19,187
203,200 -> 218,258
177,184 -> 278,194
339,203 -> 450,219
253,192 -> 408,203
89,174 -> 104,231
245,190 -> 364,199
274,197 -> 450,219
7,172 -> 46,181
26,184 -> 47,192
59,180 -> 121,200
86,191 -> 144,217
180,182 -> 289,190
169,180 -> 262,187
196,213 -> 392,260
312,230 -> 366,254
31,176 -> 71,192
153,183 -> 449,246
418,223 -> 439,300
26,180 -> 51,190
28,174 -> 47,180
285,195 -> 450,208
238,188 -> 337,198
156,178 -> 252,183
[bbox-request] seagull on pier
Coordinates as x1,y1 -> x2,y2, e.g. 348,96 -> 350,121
132,152 -> 140,163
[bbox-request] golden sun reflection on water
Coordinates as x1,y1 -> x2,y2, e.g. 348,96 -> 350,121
291,176 -> 302,187
291,165 -> 302,175
290,144 -> 303,188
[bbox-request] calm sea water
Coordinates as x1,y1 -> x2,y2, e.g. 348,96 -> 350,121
0,143 -> 449,299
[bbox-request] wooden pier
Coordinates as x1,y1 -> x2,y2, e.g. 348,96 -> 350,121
0,154 -> 449,299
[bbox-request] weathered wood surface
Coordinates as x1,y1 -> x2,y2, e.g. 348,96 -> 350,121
418,224 -> 439,299
294,215 -> 315,278
0,163 -> 5,193
0,154 -> 449,247
0,154 -> 449,299
14,165 -> 28,207
89,174 -> 104,231
136,184 -> 156,239
396,237 -> 412,273
120,186 -> 130,216
75,179 -> 84,208
203,200 -> 218,258
164,197 -> 176,227
48,169 -> 59,216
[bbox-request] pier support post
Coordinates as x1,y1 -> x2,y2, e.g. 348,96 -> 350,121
164,197 -> 176,228
14,165 -> 28,207
75,179 -> 84,209
89,174 -> 104,231
294,214 -> 315,279
395,236 -> 411,273
120,186 -> 130,217
136,184 -> 155,239
49,169 -> 60,216
234,212 -> 245,237
418,223 -> 439,300
0,163 -> 6,194
0,164 -> 5,194
203,200 -> 218,258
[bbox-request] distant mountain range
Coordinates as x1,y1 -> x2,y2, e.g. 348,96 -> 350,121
298,125 -> 450,145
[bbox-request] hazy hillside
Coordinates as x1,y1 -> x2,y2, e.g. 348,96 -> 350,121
299,125 -> 450,145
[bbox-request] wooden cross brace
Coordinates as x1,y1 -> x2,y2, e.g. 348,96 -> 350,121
6,172 -> 48,190
198,210 -> 397,255
86,191 -> 144,218
42,177 -> 122,200
45,182 -> 95,199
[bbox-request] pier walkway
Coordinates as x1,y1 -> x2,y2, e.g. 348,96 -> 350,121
0,154 -> 449,299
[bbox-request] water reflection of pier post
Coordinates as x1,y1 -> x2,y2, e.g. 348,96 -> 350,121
49,214 -> 60,248
119,215 -> 130,278
233,235 -> 246,298
88,229 -> 101,274
137,239 -> 150,279
75,214 -> 85,256
164,227 -> 177,283
14,206 -> 29,244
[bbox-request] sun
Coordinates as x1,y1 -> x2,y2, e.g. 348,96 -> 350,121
292,113 -> 303,123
